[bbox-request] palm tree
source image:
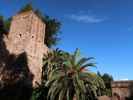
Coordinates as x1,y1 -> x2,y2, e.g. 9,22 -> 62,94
42,49 -> 66,82
32,49 -> 66,100
45,49 -> 105,100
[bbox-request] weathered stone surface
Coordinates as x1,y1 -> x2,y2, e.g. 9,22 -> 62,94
4,11 -> 48,86
98,81 -> 133,100
98,96 -> 111,100
111,80 -> 133,100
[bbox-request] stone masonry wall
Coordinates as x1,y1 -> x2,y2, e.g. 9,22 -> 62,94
98,81 -> 133,100
4,11 -> 48,86
111,81 -> 133,100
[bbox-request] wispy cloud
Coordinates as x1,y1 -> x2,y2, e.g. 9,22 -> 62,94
69,14 -> 106,23
128,26 -> 133,31
66,10 -> 107,24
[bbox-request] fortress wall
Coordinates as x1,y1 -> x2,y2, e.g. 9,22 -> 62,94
111,81 -> 133,100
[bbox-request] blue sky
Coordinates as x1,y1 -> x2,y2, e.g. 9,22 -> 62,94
0,0 -> 133,80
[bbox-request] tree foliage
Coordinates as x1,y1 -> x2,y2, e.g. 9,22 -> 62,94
32,49 -> 105,100
0,16 -> 8,35
102,73 -> 113,88
18,4 -> 33,13
34,10 -> 61,48
97,72 -> 113,96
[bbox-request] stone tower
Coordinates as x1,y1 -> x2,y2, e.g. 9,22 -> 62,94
4,11 -> 48,86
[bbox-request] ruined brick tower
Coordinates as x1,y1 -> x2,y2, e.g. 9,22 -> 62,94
4,11 -> 48,86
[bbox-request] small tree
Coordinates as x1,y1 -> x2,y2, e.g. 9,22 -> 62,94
18,4 -> 33,13
97,72 -> 113,96
0,16 -> 7,34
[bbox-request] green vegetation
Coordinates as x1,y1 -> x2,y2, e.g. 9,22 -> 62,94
18,4 -> 33,13
0,16 -> 9,34
32,49 -> 105,100
97,72 -> 113,96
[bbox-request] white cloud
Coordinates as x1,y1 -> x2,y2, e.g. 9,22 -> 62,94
69,14 -> 106,23
121,78 -> 129,81
65,10 -> 108,24
66,10 -> 107,24
116,78 -> 129,81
